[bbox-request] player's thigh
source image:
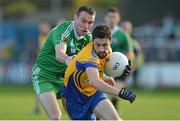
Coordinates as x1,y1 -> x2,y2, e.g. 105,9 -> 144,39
93,99 -> 122,120
32,65 -> 63,96
38,91 -> 61,117
32,74 -> 63,98
32,79 -> 62,116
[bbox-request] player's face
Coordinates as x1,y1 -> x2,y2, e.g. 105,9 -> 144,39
121,22 -> 133,34
74,11 -> 95,36
93,38 -> 111,59
105,12 -> 120,28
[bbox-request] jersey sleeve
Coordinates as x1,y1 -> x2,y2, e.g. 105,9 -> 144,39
76,61 -> 97,71
75,56 -> 98,71
115,31 -> 131,53
51,27 -> 63,45
51,21 -> 73,45
120,32 -> 130,52
125,33 -> 134,53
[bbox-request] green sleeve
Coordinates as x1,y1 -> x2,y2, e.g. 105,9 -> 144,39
51,27 -> 63,45
121,33 -> 129,52
51,21 -> 72,45
114,31 -> 130,52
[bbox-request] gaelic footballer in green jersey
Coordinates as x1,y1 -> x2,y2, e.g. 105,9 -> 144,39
35,21 -> 92,79
104,7 -> 134,113
105,7 -> 134,60
32,5 -> 96,120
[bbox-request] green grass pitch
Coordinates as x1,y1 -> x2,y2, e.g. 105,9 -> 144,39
0,84 -> 180,120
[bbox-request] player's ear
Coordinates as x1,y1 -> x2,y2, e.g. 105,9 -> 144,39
74,15 -> 77,21
109,37 -> 112,44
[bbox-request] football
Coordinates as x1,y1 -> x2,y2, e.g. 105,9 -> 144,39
105,52 -> 129,77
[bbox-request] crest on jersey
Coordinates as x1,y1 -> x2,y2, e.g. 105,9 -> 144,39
61,36 -> 67,42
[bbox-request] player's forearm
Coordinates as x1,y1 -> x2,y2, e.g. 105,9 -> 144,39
89,78 -> 120,96
103,73 -> 110,81
55,43 -> 69,64
56,50 -> 69,64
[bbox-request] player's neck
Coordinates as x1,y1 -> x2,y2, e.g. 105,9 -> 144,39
112,26 -> 119,35
74,27 -> 82,40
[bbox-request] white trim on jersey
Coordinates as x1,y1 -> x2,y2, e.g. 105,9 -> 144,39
61,22 -> 74,39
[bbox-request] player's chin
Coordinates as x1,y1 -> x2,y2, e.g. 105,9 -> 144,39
98,53 -> 107,59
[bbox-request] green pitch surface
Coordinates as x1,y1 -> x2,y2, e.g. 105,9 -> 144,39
0,84 -> 180,120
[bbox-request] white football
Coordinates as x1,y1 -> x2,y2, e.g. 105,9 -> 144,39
105,52 -> 129,77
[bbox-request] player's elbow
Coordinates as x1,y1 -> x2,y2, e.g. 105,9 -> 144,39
89,78 -> 100,88
89,79 -> 95,86
55,55 -> 62,63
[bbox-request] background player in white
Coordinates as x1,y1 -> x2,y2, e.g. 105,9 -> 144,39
104,7 -> 134,113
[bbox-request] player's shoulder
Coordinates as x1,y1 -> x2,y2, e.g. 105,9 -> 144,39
54,21 -> 73,31
116,27 -> 126,35
51,21 -> 74,41
115,27 -> 130,39
79,42 -> 96,58
80,42 -> 93,54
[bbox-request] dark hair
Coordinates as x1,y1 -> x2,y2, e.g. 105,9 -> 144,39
106,7 -> 120,15
76,5 -> 96,16
92,25 -> 112,41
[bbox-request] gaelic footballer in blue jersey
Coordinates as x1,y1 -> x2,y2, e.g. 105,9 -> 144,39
61,25 -> 136,120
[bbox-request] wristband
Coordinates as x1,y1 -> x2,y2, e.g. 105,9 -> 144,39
118,88 -> 125,97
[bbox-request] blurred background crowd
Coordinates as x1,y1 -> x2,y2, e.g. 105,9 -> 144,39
0,0 -> 180,88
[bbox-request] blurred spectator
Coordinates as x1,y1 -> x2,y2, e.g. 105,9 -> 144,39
38,19 -> 51,48
160,12 -> 175,40
121,21 -> 144,88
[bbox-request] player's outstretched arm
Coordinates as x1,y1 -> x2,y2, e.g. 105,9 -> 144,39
86,67 -> 136,103
86,67 -> 120,96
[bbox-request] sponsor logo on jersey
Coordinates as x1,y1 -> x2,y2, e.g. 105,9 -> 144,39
70,39 -> 76,54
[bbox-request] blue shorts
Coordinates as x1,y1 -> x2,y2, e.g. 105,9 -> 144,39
62,90 -> 107,120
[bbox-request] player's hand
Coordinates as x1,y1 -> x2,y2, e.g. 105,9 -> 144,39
118,88 -> 136,103
65,55 -> 76,65
120,60 -> 132,80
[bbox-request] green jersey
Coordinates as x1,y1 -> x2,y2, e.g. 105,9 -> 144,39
35,21 -> 92,78
111,26 -> 133,53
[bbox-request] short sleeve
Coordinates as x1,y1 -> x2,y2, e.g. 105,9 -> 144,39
52,21 -> 73,45
76,61 -> 98,71
51,27 -> 63,45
